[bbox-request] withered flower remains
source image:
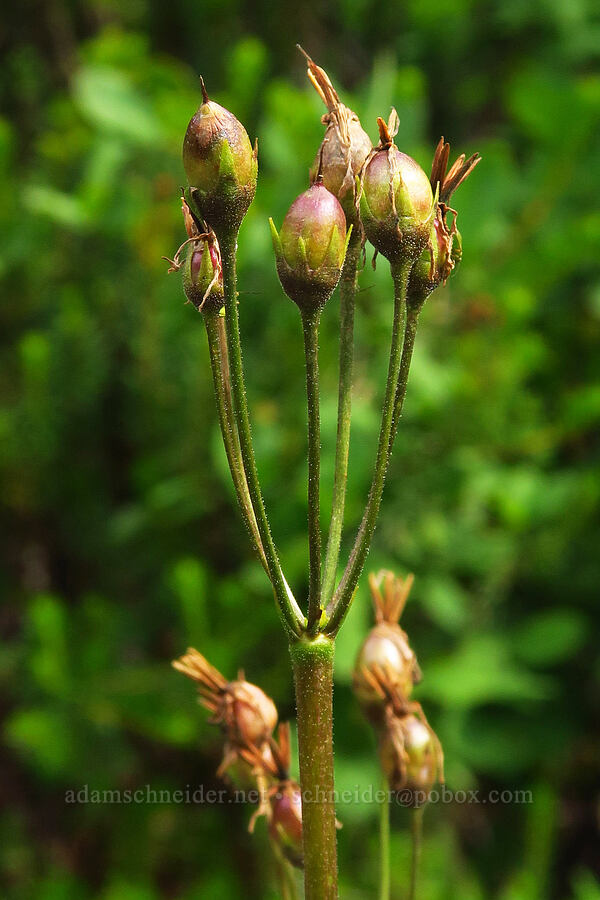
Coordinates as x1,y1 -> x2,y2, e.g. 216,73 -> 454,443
165,197 -> 224,313
353,571 -> 443,807
299,46 -> 372,224
409,137 -> 481,304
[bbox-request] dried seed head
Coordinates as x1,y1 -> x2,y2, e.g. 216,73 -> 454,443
270,182 -> 350,312
299,47 -> 372,225
353,571 -> 421,721
269,781 -> 304,869
182,78 -> 258,234
360,111 -> 433,264
172,648 -> 278,746
379,713 -> 442,807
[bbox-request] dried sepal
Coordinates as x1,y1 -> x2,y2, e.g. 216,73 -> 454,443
299,46 -> 372,224
407,137 -> 480,305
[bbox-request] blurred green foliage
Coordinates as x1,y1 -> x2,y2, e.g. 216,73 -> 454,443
1,1 -> 600,898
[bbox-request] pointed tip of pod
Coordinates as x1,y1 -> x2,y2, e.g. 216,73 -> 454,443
199,75 -> 209,105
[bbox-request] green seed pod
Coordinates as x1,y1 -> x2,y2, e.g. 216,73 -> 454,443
183,79 -> 258,234
408,213 -> 461,307
360,112 -> 433,264
269,781 -> 304,869
270,182 -> 351,313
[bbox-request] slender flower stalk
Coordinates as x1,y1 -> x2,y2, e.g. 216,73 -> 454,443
325,258 -> 411,634
379,775 -> 391,900
321,231 -> 361,605
409,806 -> 425,900
219,231 -> 304,636
390,302 -> 420,447
203,312 -> 268,572
302,310 -> 323,633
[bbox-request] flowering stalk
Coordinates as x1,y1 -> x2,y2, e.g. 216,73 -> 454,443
379,774 -> 391,900
172,64 -> 480,900
219,231 -> 304,636
203,311 -> 268,572
325,258 -> 411,634
409,807 -> 425,900
290,637 -> 337,900
321,230 -> 361,605
301,309 -> 323,634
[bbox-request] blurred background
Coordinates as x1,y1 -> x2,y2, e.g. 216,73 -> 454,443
1,0 -> 600,897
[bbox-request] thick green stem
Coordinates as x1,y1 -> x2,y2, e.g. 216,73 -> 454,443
301,310 -> 323,634
321,234 -> 360,607
290,637 -> 337,899
379,776 -> 390,900
218,230 -> 304,636
203,312 -> 268,572
408,806 -> 425,900
324,258 -> 412,635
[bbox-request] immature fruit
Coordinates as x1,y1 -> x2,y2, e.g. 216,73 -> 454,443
183,79 -> 258,233
352,571 -> 420,724
407,137 -> 480,306
269,781 -> 304,869
360,112 -> 433,263
408,213 -> 461,306
224,679 -> 278,746
270,182 -> 350,312
380,714 -> 439,807
300,47 -> 372,224
182,234 -> 224,314
171,649 -> 277,746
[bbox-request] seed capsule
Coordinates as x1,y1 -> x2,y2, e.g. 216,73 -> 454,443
300,47 -> 372,225
172,649 -> 277,746
269,781 -> 304,869
270,182 -> 350,312
182,78 -> 258,234
408,137 -> 480,306
353,571 -> 421,724
379,713 -> 441,807
360,111 -> 433,264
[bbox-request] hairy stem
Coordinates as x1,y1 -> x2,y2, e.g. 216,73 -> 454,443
218,230 -> 304,636
408,806 -> 425,900
324,258 -> 412,634
321,233 -> 360,607
302,310 -> 323,634
204,312 -> 268,571
379,776 -> 391,900
290,637 -> 337,900
389,303 -> 420,447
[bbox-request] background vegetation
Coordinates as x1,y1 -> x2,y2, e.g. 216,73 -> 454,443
1,0 -> 599,897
